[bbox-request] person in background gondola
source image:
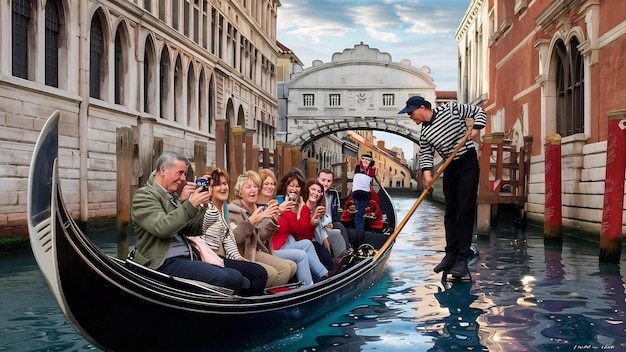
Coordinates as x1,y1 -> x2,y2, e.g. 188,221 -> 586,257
317,168 -> 351,258
351,152 -> 376,233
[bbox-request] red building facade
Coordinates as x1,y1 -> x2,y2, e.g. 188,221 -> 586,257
457,0 -> 626,236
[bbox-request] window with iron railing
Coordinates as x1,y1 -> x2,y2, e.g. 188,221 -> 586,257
303,94 -> 314,106
329,93 -> 341,107
382,94 -> 394,106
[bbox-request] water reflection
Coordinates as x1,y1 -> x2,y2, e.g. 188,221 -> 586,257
427,281 -> 486,351
1,196 -> 626,351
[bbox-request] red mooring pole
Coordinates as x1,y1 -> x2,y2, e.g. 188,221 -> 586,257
544,134 -> 562,244
599,111 -> 626,262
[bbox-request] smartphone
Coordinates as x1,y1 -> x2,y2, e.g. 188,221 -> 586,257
276,195 -> 285,204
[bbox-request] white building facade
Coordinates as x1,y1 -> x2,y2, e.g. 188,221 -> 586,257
0,0 -> 280,236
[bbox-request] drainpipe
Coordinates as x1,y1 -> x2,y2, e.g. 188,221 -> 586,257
544,134 -> 562,245
599,111 -> 626,263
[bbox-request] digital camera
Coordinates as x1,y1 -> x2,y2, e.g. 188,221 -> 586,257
195,177 -> 210,192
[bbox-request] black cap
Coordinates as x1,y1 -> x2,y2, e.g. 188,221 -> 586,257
398,96 -> 431,114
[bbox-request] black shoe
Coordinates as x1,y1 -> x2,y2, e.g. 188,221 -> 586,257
449,258 -> 469,277
434,252 -> 457,273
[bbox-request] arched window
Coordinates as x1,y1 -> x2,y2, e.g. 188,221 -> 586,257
174,55 -> 183,123
89,15 -> 104,99
12,0 -> 32,79
555,38 -> 584,136
198,69 -> 206,131
159,46 -> 170,119
143,37 -> 157,115
208,75 -> 214,133
45,0 -> 61,87
187,62 -> 195,127
114,29 -> 124,104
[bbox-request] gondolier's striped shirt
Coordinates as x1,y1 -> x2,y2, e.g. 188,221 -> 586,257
419,102 -> 486,172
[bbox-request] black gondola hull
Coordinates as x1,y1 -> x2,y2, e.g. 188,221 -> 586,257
29,111 -> 396,351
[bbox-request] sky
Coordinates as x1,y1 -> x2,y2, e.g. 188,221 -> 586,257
276,0 -> 472,162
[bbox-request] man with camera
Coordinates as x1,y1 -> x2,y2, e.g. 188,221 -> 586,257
131,151 -> 246,293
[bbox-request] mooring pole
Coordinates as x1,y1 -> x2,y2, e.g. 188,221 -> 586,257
544,134 -> 562,245
116,127 -> 133,260
599,110 -> 626,263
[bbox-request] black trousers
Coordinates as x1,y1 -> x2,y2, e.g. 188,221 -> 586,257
442,149 -> 479,259
224,257 -> 268,293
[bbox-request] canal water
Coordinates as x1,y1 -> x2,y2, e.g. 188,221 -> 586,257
1,195 -> 625,351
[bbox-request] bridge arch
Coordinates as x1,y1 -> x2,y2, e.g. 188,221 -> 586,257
288,118 -> 420,148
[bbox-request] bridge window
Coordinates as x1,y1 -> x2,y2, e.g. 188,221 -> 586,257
303,94 -> 314,106
329,93 -> 341,107
382,94 -> 394,106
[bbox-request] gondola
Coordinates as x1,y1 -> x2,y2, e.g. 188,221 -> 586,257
27,111 -> 397,351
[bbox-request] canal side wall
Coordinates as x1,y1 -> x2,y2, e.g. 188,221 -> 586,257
526,137 -> 626,239
0,83 -> 219,238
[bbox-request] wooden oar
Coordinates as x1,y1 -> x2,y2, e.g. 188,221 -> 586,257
374,118 -> 475,259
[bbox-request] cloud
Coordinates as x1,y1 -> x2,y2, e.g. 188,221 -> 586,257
277,1 -> 357,43
347,5 -> 401,43
394,3 -> 467,34
276,0 -> 470,89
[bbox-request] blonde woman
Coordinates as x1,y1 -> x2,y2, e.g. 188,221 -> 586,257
229,170 -> 299,287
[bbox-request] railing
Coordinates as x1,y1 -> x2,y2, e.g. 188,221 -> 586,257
477,133 -> 533,206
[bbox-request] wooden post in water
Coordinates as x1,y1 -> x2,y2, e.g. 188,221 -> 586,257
245,129 -> 255,171
261,147 -> 270,169
231,126 -> 244,186
476,133 -> 494,234
306,158 -> 318,180
599,110 -> 626,262
116,127 -> 133,260
274,141 -> 283,174
194,142 -> 207,177
544,134 -> 562,245
252,145 -> 260,171
340,162 -> 348,198
215,119 -> 227,170
291,147 -> 302,171
281,143 -> 292,176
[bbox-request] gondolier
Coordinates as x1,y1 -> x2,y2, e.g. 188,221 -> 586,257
399,96 -> 486,278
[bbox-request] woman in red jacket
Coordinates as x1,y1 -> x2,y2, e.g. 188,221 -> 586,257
273,168 -> 329,283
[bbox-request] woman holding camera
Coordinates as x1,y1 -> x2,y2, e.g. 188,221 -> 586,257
200,168 -> 268,295
228,170 -> 298,288
273,169 -> 330,283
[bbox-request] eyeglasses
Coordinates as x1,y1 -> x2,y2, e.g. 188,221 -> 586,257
287,183 -> 301,189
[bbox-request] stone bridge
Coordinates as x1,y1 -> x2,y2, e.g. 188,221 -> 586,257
287,116 -> 421,147
282,43 -> 438,150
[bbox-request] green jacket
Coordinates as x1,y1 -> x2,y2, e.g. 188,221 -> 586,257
131,171 -> 206,269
